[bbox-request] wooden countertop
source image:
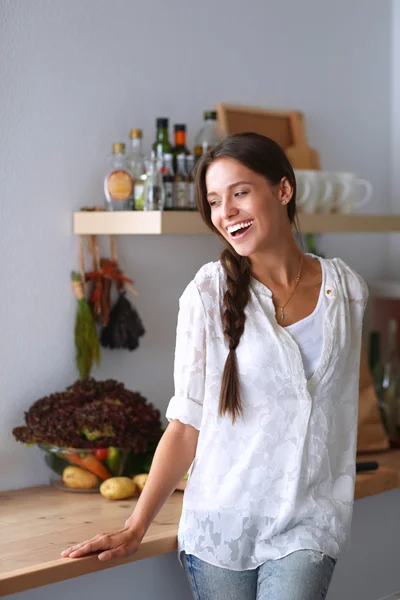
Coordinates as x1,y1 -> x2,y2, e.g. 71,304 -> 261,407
2,450 -> 400,597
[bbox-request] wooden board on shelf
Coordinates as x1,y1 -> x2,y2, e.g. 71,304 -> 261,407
216,103 -> 320,169
286,111 -> 320,169
73,211 -> 400,236
297,214 -> 400,233
73,211 -> 210,235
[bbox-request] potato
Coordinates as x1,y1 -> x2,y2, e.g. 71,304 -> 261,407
132,473 -> 148,493
100,477 -> 136,500
62,466 -> 99,489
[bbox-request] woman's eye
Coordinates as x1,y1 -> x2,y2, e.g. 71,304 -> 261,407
209,200 -> 218,207
235,191 -> 248,198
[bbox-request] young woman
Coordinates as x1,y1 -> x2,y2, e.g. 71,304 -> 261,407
62,133 -> 368,600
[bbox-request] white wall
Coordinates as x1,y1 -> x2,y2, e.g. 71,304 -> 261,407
0,0 -> 394,598
390,0 -> 400,271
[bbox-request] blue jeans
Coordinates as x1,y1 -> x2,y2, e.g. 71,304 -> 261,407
180,549 -> 336,600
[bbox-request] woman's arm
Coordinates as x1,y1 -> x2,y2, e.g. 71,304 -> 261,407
62,279 -> 206,561
61,419 -> 199,561
125,419 -> 199,534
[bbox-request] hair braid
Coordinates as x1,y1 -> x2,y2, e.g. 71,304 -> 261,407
219,247 -> 251,422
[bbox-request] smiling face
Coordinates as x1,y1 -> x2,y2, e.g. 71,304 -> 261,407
205,157 -> 293,259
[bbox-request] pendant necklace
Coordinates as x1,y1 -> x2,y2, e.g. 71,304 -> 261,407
279,253 -> 304,321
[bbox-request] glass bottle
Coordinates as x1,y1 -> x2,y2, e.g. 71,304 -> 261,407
175,153 -> 188,210
143,152 -> 165,211
172,124 -> 189,171
369,331 -> 381,372
104,143 -> 134,211
127,129 -> 146,211
378,320 -> 400,443
194,111 -> 226,161
369,331 -> 386,428
186,154 -> 196,210
162,153 -> 175,211
152,118 -> 172,160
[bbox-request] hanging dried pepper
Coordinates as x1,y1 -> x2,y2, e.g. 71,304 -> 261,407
86,258 -> 136,327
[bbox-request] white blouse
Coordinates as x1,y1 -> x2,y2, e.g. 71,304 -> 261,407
166,254 -> 368,571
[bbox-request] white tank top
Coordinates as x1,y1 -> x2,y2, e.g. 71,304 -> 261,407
284,260 -> 327,380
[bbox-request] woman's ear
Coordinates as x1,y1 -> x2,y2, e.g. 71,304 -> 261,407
279,176 -> 294,206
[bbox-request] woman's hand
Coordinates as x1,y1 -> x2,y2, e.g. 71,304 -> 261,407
60,521 -> 144,562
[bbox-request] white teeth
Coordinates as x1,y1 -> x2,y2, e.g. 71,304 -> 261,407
227,220 -> 253,234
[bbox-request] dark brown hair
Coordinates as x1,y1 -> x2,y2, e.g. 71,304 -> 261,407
195,132 -> 298,423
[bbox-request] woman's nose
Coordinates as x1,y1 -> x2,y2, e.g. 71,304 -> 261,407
221,199 -> 239,220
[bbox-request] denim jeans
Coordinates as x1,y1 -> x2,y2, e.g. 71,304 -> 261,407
180,549 -> 336,600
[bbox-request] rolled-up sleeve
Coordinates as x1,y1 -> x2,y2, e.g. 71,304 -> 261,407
166,281 -> 206,430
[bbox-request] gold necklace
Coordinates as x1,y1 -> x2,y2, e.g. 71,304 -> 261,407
278,253 -> 304,321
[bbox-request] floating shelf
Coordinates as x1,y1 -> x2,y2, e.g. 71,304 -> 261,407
74,211 -> 209,235
73,211 -> 400,235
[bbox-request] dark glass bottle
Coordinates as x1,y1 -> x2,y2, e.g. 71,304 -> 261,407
186,155 -> 196,210
162,153 -> 175,210
370,331 -> 386,429
172,124 -> 189,170
152,118 -> 172,159
175,153 -> 188,210
375,321 -> 400,443
369,331 -> 381,372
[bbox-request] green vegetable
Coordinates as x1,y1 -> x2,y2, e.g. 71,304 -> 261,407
106,447 -> 121,475
44,452 -> 69,475
71,272 -> 100,378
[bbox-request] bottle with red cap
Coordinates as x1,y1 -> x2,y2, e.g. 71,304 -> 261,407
172,124 -> 189,171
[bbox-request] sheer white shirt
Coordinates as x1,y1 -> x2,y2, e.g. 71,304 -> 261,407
166,255 -> 368,570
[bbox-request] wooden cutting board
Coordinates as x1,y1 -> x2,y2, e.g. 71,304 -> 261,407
285,111 -> 320,169
216,103 -> 321,170
285,145 -> 320,170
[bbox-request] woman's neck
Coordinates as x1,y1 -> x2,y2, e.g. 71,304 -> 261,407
250,238 -> 303,288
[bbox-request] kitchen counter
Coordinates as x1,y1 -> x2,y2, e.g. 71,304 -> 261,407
2,449 -> 400,597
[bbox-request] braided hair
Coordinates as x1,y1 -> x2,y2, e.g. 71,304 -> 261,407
195,132 -> 298,423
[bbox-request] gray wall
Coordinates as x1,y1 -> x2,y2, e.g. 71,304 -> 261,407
390,0 -> 400,269
0,0 -> 397,598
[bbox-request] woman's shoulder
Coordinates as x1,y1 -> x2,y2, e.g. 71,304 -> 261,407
321,255 -> 369,302
193,260 -> 224,286
180,261 -> 224,305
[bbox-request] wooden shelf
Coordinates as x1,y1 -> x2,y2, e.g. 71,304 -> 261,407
73,211 -> 400,236
73,211 -> 210,235
297,213 -> 400,234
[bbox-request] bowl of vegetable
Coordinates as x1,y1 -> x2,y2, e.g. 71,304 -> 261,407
39,445 -> 131,492
12,377 -> 164,491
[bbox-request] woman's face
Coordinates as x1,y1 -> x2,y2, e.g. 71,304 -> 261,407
205,157 -> 293,258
